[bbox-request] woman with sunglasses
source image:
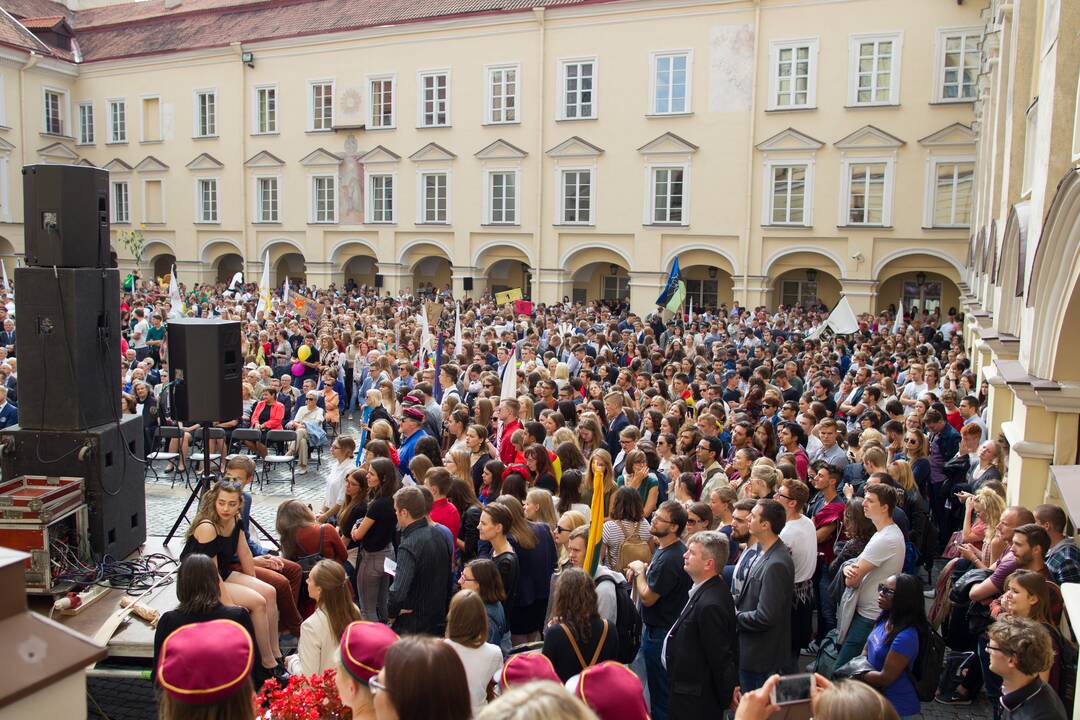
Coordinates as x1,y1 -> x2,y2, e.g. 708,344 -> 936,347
899,429 -> 930,496
858,573 -> 929,719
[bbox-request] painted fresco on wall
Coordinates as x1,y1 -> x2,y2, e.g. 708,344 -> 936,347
341,134 -> 365,224
709,24 -> 755,113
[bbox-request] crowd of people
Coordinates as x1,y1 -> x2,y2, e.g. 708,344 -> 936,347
119,273 -> 1077,720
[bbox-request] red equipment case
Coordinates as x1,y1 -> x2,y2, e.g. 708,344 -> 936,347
0,474 -> 85,523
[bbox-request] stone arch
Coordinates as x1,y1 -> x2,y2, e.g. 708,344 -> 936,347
560,243 -> 633,276
663,245 -> 737,310
662,244 -> 739,277
142,239 -> 175,281
397,238 -> 454,267
1027,168 -> 1080,381
764,248 -> 844,310
762,246 -> 845,279
562,245 -> 631,304
873,256 -> 961,317
398,240 -> 452,293
994,202 -> 1031,337
329,238 -> 379,268
200,238 -> 243,265
872,248 -> 965,281
471,240 -> 536,271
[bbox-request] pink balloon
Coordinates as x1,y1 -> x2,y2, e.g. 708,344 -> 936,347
291,362 -> 305,377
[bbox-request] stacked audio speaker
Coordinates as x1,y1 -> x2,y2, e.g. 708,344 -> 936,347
2,164 -> 146,560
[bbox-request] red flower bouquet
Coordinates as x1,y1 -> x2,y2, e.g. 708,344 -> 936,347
254,668 -> 352,720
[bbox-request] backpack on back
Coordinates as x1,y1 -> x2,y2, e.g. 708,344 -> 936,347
911,627 -> 946,702
614,521 -> 652,573
595,574 -> 642,664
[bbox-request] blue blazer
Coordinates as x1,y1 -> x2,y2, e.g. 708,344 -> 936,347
0,402 -> 17,430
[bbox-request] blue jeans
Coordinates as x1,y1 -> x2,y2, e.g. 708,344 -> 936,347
740,670 -> 770,693
834,614 -> 876,671
639,625 -> 670,720
816,571 -> 837,641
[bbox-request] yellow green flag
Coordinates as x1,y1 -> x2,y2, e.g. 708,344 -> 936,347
583,470 -> 606,574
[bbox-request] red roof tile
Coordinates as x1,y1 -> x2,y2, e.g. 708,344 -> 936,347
19,14 -> 65,29
0,0 -> 70,22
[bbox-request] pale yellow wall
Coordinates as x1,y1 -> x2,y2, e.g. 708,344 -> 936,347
0,0 -> 982,314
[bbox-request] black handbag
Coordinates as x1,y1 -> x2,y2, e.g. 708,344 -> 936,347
834,655 -> 874,679
949,567 -> 991,604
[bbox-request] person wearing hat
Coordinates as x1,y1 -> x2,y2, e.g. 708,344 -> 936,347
570,661 -> 649,720
397,405 -> 429,478
499,652 -> 561,691
156,619 -> 256,720
335,621 -> 399,720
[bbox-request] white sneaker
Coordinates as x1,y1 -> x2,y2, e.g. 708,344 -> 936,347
297,466 -> 308,475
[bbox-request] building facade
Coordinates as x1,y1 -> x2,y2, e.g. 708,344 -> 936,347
960,0 -> 1080,515
0,0 -> 980,316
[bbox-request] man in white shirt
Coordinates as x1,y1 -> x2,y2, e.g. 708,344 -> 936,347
777,478 -> 818,671
834,484 -> 905,669
899,363 -> 929,415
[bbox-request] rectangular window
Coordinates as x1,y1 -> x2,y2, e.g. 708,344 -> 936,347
197,178 -> 218,223
422,173 -> 447,223
111,181 -> 129,223
108,100 -> 127,143
781,280 -> 817,307
602,275 -> 629,301
771,41 -> 815,109
851,34 -> 900,105
847,162 -> 887,225
685,278 -> 719,308
256,177 -> 279,222
77,102 -> 94,144
44,90 -> 63,135
932,161 -> 974,227
142,97 -> 161,142
561,169 -> 592,224
561,60 -> 595,120
195,90 -> 216,137
652,52 -> 689,114
489,171 -> 517,224
311,81 -> 333,131
144,180 -> 163,224
487,65 -> 518,124
937,29 -> 980,101
419,71 -> 449,127
256,86 -> 277,133
369,77 -> 394,129
312,175 -> 336,223
770,165 -> 807,225
652,167 -> 685,224
369,174 -> 394,223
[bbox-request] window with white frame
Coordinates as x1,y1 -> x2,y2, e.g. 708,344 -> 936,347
77,102 -> 94,144
769,40 -> 817,110
195,90 -> 216,137
369,77 -> 394,129
844,161 -> 889,225
44,89 -> 64,135
107,99 -> 127,143
111,181 -> 129,223
486,65 -> 518,124
310,81 -> 333,131
368,174 -> 394,223
256,177 -> 279,222
935,28 -> 980,102
196,178 -> 219,223
768,164 -> 808,225
561,60 -> 595,120
560,169 -> 592,224
930,160 -> 974,227
849,33 -> 901,106
651,52 -> 690,114
650,166 -> 686,224
488,171 -> 517,224
419,71 -> 449,127
255,86 -> 277,133
420,172 -> 447,223
311,175 -> 336,223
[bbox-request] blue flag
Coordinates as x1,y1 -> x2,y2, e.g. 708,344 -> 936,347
433,333 -> 445,402
656,257 -> 682,306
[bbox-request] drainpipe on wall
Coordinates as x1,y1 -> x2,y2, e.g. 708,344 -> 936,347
233,41 -> 250,275
533,7 -> 546,301
741,0 -> 761,307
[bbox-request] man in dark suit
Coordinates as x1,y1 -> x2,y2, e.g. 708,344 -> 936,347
604,390 -> 629,453
734,499 -> 794,693
664,530 -> 737,720
0,385 -> 16,430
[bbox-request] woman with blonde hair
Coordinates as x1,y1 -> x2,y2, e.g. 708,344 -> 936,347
552,427 -> 579,451
443,589 -> 503,715
378,379 -> 397,415
286,559 -> 360,676
445,447 -> 473,487
747,462 -> 781,499
886,459 -> 922,509
524,488 -> 558,533
554,510 -> 589,570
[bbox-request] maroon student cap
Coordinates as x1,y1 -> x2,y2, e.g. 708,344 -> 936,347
402,406 -> 426,423
500,652 -> 560,688
340,621 -> 398,682
157,619 -> 254,705
575,661 -> 650,720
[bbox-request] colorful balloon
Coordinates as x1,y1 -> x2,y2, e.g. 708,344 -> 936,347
298,345 -> 312,361
291,362 -> 305,376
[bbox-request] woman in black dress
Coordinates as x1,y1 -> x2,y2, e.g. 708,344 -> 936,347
181,479 -> 282,677
477,502 -> 519,628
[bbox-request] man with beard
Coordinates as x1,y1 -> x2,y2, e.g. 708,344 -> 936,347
725,499 -> 757,592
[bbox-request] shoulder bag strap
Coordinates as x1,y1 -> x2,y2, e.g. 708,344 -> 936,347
560,623 -> 589,670
589,620 -> 610,666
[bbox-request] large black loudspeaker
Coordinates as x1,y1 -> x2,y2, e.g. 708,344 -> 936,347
168,319 -> 242,423
1,416 -> 146,559
374,274 -> 384,288
463,277 -> 474,291
22,164 -> 110,268
14,267 -> 120,431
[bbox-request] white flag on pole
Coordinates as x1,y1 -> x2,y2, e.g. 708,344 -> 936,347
255,252 -> 271,316
283,274 -> 289,303
168,265 -> 185,319
454,301 -> 463,356
892,295 -> 904,334
1,259 -> 9,292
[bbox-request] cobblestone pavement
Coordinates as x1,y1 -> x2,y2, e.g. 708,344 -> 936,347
90,418 -> 993,718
